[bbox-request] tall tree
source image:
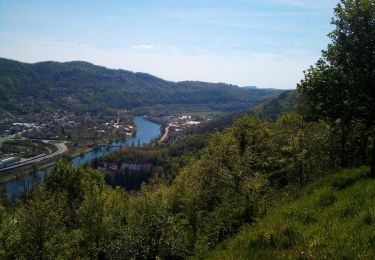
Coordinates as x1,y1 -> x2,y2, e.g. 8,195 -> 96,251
298,0 -> 375,175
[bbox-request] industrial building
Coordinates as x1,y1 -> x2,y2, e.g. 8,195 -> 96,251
0,157 -> 21,169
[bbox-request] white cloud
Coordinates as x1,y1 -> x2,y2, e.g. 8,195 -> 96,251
132,44 -> 154,49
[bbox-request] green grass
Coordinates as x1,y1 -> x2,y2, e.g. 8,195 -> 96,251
1,140 -> 55,158
197,166 -> 375,259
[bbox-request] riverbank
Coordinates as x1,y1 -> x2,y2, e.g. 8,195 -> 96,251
158,125 -> 170,144
68,146 -> 94,159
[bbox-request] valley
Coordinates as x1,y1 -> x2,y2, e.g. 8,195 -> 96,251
0,1 -> 374,259
0,57 -> 284,183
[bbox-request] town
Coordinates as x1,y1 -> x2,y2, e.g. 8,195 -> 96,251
152,114 -> 207,144
0,109 -> 209,173
0,109 -> 136,171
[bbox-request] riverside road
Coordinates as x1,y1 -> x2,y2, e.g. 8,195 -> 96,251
0,141 -> 68,172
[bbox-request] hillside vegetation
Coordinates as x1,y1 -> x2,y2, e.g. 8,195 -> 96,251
0,58 -> 282,115
198,166 -> 375,259
253,90 -> 297,121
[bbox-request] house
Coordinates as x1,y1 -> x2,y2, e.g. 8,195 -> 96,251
121,162 -> 153,172
108,163 -> 118,171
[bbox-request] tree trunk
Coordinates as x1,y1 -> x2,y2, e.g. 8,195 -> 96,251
298,160 -> 303,185
361,120 -> 371,165
340,127 -> 348,168
329,125 -> 335,169
371,134 -> 375,178
361,134 -> 368,165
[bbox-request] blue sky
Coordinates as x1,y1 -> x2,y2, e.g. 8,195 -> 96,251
0,0 -> 339,89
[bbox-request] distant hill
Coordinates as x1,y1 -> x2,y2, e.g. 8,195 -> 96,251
0,58 -> 284,115
244,85 -> 287,91
243,86 -> 259,89
252,90 -> 297,121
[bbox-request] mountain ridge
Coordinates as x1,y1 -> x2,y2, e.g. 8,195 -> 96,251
0,57 -> 284,115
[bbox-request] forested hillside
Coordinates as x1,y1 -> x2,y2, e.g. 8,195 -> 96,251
252,90 -> 297,121
0,58 -> 282,115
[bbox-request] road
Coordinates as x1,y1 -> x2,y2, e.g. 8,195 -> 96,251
159,125 -> 170,143
0,141 -> 68,172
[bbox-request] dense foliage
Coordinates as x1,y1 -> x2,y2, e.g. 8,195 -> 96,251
0,58 -> 283,115
298,0 -> 375,175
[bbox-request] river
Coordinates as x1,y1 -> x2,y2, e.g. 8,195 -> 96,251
3,116 -> 161,198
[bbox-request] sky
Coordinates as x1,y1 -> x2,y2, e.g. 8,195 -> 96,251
0,0 -> 339,89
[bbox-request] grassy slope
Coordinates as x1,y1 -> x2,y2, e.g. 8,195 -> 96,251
197,167 -> 375,259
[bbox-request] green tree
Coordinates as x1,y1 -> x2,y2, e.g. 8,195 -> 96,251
122,185 -> 188,259
298,0 -> 375,175
0,204 -> 20,259
168,115 -> 275,252
275,113 -> 307,184
45,160 -> 85,221
77,173 -> 108,258
14,186 -> 80,259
